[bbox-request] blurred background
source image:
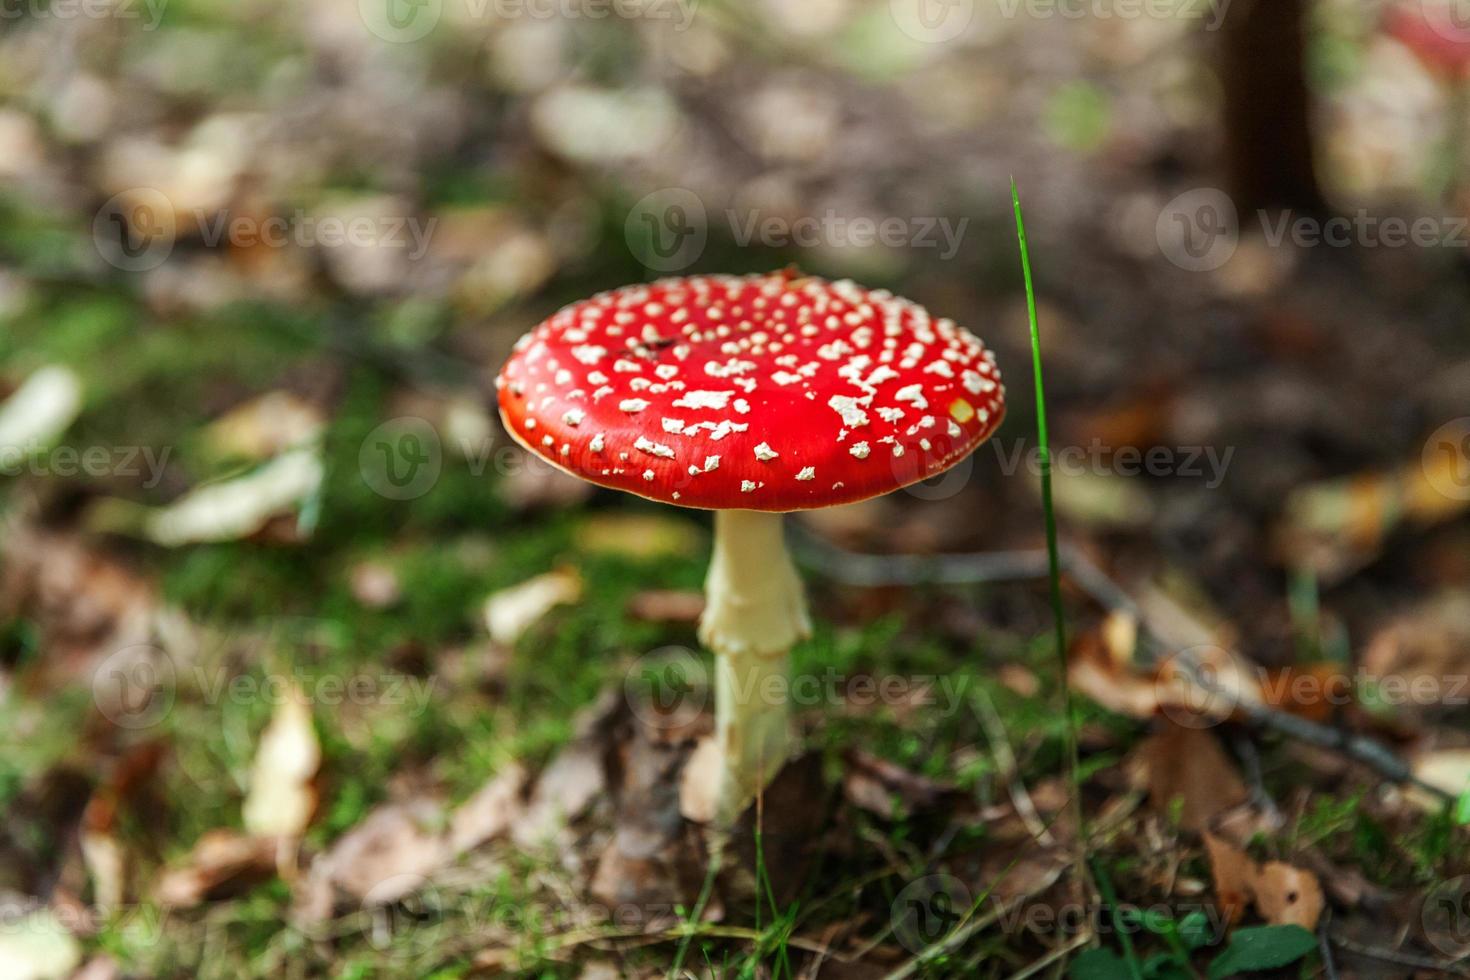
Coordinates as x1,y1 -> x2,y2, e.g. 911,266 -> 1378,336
3,0 -> 1470,977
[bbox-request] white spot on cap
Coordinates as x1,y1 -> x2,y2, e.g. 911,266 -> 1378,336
672,390 -> 734,410
795,467 -> 815,481
643,469 -> 656,481
895,384 -> 928,410
754,442 -> 778,461
590,433 -> 605,452
850,442 -> 871,459
619,399 -> 651,413
635,436 -> 675,459
562,408 -> 586,427
828,394 -> 870,428
741,480 -> 757,493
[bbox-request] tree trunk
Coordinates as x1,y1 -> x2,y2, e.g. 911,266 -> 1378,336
1220,0 -> 1325,214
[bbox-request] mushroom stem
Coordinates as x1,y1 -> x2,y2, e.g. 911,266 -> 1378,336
699,509 -> 811,824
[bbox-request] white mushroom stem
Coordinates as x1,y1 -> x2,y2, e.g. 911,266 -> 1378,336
698,509 -> 812,825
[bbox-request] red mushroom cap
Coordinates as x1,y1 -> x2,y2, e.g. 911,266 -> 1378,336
496,271 -> 1005,512
1386,3 -> 1470,76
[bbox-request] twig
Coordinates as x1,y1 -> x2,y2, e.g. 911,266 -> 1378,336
1232,732 -> 1282,826
1004,931 -> 1094,980
1329,931 -> 1470,977
790,529 -> 1453,803
973,686 -> 1055,846
1317,921 -> 1339,980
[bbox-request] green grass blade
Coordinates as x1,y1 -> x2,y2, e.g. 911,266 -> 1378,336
1010,179 -> 1088,891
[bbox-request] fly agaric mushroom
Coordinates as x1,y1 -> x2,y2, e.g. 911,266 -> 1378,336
497,271 -> 1005,824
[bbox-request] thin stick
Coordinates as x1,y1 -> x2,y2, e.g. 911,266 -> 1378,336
1317,922 -> 1339,980
789,530 -> 1452,803
974,686 -> 1055,846
1004,931 -> 1095,980
1329,932 -> 1470,977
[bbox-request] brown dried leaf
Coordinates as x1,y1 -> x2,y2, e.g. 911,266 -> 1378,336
842,749 -> 957,819
155,830 -> 278,909
627,589 -> 704,624
1135,722 -> 1248,832
1362,591 -> 1470,719
304,800 -> 449,911
1252,860 -> 1325,930
449,764 -> 527,855
1203,832 -> 1324,931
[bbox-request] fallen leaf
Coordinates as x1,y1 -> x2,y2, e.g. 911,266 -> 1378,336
677,736 -> 722,824
1257,663 -> 1349,723
1362,591 -> 1470,719
574,513 -> 703,559
627,589 -> 704,624
349,561 -> 402,609
205,391 -> 324,461
1408,749 -> 1470,812
512,689 -> 624,847
1204,832 -> 1324,930
1252,861 -> 1326,930
449,764 -> 527,854
483,569 -> 581,646
242,692 -> 320,838
0,525 -> 157,696
842,749 -> 957,819
155,829 -> 278,908
70,956 -> 121,980
1204,832 -> 1254,925
1049,468 -> 1154,528
1134,722 -> 1249,832
0,907 -> 83,980
1067,628 -> 1162,719
145,447 -> 324,546
306,800 -> 449,907
1275,450 -> 1470,581
0,365 -> 83,453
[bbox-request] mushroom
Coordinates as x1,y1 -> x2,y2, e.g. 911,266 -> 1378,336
1384,3 -> 1470,200
496,271 -> 1006,824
